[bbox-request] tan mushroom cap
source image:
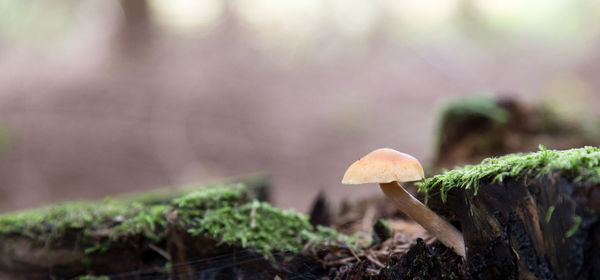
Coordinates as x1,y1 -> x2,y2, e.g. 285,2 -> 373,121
342,148 -> 424,184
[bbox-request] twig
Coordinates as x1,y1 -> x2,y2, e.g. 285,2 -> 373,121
348,246 -> 361,262
149,243 -> 171,261
366,254 -> 384,268
250,200 -> 258,229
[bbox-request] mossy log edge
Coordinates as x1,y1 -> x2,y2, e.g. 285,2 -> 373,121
427,172 -> 599,279
0,175 -> 354,279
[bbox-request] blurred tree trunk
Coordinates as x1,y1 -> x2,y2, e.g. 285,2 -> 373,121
117,0 -> 152,53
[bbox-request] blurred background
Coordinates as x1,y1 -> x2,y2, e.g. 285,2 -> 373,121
0,0 -> 600,213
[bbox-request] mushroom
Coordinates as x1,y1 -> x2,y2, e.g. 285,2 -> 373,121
342,148 -> 465,257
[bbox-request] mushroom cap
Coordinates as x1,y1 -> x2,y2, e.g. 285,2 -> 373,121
342,148 -> 424,184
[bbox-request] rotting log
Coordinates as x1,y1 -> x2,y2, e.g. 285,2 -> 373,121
0,174 -> 352,279
0,175 -> 335,279
422,146 -> 600,279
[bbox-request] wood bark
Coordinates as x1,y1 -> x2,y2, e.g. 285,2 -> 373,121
427,173 -> 600,279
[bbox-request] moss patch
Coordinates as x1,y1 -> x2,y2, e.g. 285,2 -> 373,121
174,183 -> 247,215
419,146 -> 600,202
0,183 -> 251,254
117,173 -> 268,206
0,182 -> 357,260
185,200 -> 358,258
437,95 -> 509,125
0,199 -> 168,252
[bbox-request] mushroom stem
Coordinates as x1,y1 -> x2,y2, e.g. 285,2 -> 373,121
379,182 -> 466,257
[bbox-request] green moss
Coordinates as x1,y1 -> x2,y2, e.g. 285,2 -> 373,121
437,95 -> 509,125
118,174 -> 267,205
186,200 -> 359,258
188,200 -> 309,256
174,183 -> 247,212
418,146 -> 600,202
306,225 -> 362,248
0,198 -> 169,253
0,182 -> 357,261
0,183 -> 250,253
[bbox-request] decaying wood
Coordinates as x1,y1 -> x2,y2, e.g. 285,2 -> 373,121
0,175 -> 272,279
428,173 -> 599,279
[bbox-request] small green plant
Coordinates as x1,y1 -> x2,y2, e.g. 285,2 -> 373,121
565,215 -> 582,238
545,205 -> 555,223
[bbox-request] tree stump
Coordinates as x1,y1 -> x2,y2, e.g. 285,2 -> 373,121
423,147 -> 600,279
